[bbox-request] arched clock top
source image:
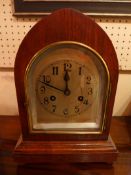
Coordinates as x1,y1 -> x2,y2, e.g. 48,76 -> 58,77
15,8 -> 118,80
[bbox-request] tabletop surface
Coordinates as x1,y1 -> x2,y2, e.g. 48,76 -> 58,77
0,151 -> 131,175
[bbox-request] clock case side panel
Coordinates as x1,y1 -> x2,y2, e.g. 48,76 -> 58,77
14,8 -> 118,141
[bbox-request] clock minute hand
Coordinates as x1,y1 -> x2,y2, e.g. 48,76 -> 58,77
40,81 -> 64,93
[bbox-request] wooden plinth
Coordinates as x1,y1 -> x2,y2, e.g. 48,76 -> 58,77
13,136 -> 118,164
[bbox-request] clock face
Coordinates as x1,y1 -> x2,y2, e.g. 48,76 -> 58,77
25,41 -> 109,133
36,59 -> 96,117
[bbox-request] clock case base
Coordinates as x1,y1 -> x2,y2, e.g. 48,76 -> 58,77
13,136 -> 118,164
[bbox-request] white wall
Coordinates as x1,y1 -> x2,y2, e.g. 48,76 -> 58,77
0,70 -> 18,115
113,73 -> 131,116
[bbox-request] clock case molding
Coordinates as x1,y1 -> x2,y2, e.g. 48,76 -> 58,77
13,8 -> 118,163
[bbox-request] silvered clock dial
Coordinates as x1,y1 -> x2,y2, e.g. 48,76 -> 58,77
37,59 -> 96,117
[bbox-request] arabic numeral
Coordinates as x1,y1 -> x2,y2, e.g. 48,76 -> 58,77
44,97 -> 49,104
53,66 -> 58,75
52,105 -> 56,112
39,86 -> 45,94
79,67 -> 82,75
88,88 -> 93,95
83,99 -> 88,105
86,76 -> 91,84
43,75 -> 51,83
75,106 -> 80,113
64,63 -> 72,71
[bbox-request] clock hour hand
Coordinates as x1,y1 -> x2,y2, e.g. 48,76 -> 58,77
63,70 -> 71,96
40,81 -> 64,93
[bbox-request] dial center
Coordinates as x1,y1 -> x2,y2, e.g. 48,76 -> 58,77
64,89 -> 71,96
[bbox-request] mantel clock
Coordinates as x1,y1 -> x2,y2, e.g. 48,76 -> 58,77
14,8 -> 118,163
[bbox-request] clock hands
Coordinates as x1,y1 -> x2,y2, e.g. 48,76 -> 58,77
39,70 -> 71,96
40,81 -> 64,93
63,70 -> 71,96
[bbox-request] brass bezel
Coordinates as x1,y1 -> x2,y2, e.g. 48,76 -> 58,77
25,41 -> 110,135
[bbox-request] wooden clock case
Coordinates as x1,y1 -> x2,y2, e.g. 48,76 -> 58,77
13,8 -> 118,163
